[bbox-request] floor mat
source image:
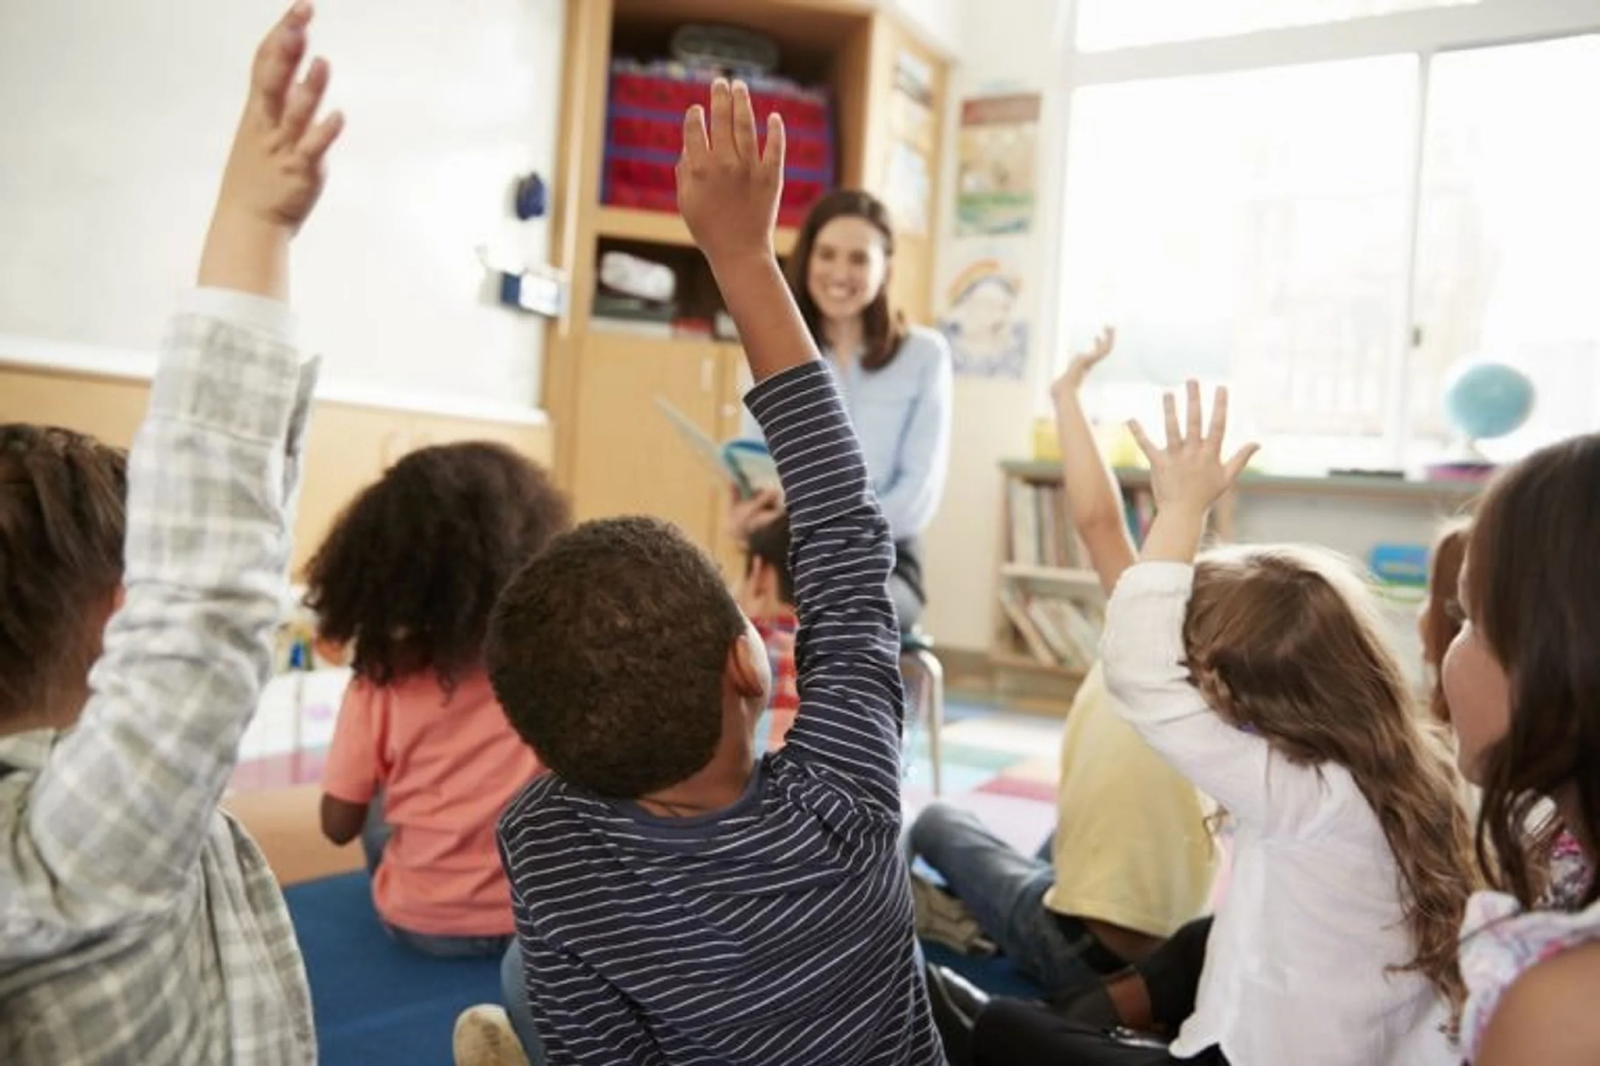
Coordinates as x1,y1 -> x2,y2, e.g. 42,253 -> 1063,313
284,872 -> 501,1065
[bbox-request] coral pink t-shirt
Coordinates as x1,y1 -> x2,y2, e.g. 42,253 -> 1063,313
322,670 -> 541,936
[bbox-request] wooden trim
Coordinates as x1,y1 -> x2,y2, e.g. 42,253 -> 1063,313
0,364 -> 553,576
596,207 -> 799,256
542,0 -> 617,490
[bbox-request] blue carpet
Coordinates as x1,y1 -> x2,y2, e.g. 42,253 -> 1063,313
284,872 -> 501,1066
920,939 -> 1047,1001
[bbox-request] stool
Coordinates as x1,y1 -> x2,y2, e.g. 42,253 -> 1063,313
899,628 -> 946,796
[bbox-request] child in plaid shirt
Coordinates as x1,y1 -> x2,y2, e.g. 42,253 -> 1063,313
0,7 -> 341,1062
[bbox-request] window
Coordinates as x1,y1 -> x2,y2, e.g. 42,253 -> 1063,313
1408,35 -> 1600,462
1056,21 -> 1600,471
1057,58 -> 1417,464
1076,0 -> 1479,52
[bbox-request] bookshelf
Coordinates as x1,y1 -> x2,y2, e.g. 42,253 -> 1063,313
992,457 -> 1484,694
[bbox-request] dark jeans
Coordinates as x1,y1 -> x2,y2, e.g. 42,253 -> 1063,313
909,802 -> 1123,995
974,1000 -> 1228,1066
360,800 -> 511,959
891,537 -> 926,632
500,942 -> 548,1064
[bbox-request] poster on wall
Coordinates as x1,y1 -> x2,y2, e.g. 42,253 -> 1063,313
938,247 -> 1030,380
955,93 -> 1041,237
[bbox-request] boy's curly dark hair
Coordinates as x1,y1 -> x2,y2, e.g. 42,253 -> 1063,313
304,441 -> 570,691
487,516 -> 747,798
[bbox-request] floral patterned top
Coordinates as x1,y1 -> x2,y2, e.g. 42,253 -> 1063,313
1460,832 -> 1596,1061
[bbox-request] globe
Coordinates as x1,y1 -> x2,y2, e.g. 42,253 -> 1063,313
1443,361 -> 1535,443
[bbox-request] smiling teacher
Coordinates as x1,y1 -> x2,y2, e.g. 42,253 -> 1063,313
733,189 -> 954,630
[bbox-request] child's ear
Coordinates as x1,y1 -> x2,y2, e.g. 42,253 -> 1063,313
726,623 -> 770,701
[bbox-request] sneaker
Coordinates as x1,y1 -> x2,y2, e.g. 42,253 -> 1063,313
910,873 -> 996,956
452,1005 -> 531,1066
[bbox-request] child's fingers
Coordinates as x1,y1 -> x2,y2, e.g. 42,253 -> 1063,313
762,113 -> 786,174
1223,442 -> 1260,483
680,105 -> 710,167
1206,385 -> 1230,450
251,3 -> 312,120
730,82 -> 759,163
1127,418 -> 1159,463
1185,379 -> 1202,444
297,109 -> 344,164
708,79 -> 733,157
1162,391 -> 1180,451
279,56 -> 329,147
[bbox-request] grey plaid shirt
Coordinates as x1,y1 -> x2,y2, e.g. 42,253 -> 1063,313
0,292 -> 319,1064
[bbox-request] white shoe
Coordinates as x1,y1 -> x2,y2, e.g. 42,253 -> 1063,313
910,873 -> 997,956
452,1005 -> 532,1066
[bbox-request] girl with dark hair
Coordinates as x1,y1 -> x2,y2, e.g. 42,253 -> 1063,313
1442,433 -> 1600,1064
310,441 -> 570,958
731,188 -> 953,630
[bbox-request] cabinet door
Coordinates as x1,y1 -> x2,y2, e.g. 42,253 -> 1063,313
570,331 -> 724,549
710,344 -> 755,580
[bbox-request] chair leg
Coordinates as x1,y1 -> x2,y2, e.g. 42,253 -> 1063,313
904,648 -> 945,797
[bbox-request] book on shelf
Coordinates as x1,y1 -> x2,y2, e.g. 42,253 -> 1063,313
997,584 -> 1103,670
1123,485 -> 1156,546
1005,478 -> 1088,569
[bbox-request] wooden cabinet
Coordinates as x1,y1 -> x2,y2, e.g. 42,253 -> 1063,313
569,332 -> 724,537
542,0 -> 949,576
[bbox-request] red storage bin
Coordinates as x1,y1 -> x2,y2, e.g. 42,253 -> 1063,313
603,61 -> 836,228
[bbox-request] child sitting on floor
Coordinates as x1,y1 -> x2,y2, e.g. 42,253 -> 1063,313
1440,435 -> 1600,1064
974,386 -> 1478,1065
739,512 -> 800,750
0,6 -> 338,1059
913,328 -> 1218,1001
310,441 -> 568,957
465,79 -> 941,1066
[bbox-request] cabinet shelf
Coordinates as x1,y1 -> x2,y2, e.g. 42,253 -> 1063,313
595,206 -> 797,257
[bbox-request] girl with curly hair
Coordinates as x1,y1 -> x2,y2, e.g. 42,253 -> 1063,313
309,441 -> 569,957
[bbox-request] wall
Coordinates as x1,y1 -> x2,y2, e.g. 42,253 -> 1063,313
920,0 -> 1071,650
0,0 -> 564,410
890,0 -> 965,55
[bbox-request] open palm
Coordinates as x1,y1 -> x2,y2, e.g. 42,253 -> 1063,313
1129,381 -> 1258,516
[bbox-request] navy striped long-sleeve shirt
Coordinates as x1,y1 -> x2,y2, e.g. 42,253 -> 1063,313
497,360 -> 943,1065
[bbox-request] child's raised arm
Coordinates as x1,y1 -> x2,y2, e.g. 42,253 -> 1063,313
1050,326 -> 1137,596
678,82 -> 904,812
5,2 -> 340,945
677,82 -> 810,381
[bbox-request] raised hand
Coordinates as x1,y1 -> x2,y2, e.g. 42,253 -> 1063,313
727,486 -> 784,539
200,2 -> 343,298
1128,381 -> 1258,520
1051,325 -> 1116,400
676,79 -> 786,267
216,2 -> 344,235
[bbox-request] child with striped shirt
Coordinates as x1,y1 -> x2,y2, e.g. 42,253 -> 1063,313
468,79 -> 942,1066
